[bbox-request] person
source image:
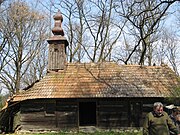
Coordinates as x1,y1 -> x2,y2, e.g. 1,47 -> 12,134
176,114 -> 180,132
169,107 -> 180,134
143,102 -> 180,135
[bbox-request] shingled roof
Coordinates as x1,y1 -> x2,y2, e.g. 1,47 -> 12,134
13,62 -> 180,101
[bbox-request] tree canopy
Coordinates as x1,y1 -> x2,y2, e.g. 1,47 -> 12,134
0,0 -> 180,94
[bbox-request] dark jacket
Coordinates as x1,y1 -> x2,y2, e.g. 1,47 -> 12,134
143,111 -> 179,135
169,115 -> 180,135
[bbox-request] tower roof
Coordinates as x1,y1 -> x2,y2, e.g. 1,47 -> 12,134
52,10 -> 64,36
47,10 -> 68,46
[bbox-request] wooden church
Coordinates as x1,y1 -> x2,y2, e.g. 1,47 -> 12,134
0,11 -> 180,133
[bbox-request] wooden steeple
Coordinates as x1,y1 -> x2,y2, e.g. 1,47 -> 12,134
47,10 -> 68,71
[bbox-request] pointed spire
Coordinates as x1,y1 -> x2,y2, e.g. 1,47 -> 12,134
52,10 -> 64,36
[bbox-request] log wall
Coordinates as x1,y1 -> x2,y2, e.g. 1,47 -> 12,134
20,99 -> 78,132
18,98 -> 164,132
97,99 -> 129,128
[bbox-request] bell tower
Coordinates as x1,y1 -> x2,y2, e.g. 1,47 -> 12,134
47,10 -> 68,71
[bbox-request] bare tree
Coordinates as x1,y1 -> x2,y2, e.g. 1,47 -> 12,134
57,0 -> 86,62
0,0 -> 9,72
0,1 -> 49,94
159,29 -> 180,75
38,0 -> 180,66
22,43 -> 48,87
0,25 -> 9,72
0,94 -> 3,109
176,5 -> 180,33
80,0 -> 125,62
0,0 -> 4,5
114,0 -> 179,65
42,0 -> 86,62
48,0 -> 126,63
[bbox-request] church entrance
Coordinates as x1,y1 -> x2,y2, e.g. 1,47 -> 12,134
79,102 -> 96,126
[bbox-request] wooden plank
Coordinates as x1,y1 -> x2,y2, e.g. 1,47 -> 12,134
98,115 -> 128,121
57,116 -> 77,123
21,121 -> 56,126
97,107 -> 127,112
21,116 -> 56,122
21,121 -> 56,131
98,100 -> 128,105
98,121 -> 129,127
97,100 -> 129,128
56,123 -> 78,129
56,101 -> 77,106
56,112 -> 76,118
56,107 -> 77,111
21,124 -> 57,131
57,109 -> 77,123
56,101 -> 78,112
20,107 -> 44,113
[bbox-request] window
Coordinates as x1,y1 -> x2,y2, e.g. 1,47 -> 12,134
45,102 -> 55,116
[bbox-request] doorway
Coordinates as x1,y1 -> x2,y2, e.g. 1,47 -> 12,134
79,102 -> 96,126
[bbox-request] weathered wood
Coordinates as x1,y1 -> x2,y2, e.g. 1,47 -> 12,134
56,110 -> 78,128
16,98 -> 166,132
21,122 -> 57,131
21,112 -> 56,122
56,101 -> 78,128
98,121 -> 129,128
97,100 -> 129,128
19,99 -> 79,131
48,44 -> 66,70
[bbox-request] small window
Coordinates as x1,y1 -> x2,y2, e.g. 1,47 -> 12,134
45,103 -> 55,116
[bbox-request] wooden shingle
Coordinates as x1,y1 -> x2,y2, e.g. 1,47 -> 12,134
13,62 -> 180,101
